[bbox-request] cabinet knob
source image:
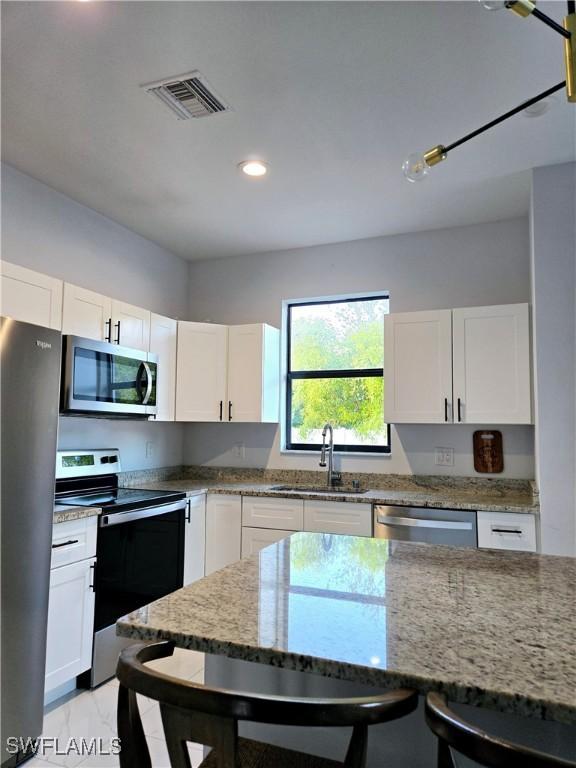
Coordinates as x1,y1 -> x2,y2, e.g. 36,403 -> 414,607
228,401 -> 232,421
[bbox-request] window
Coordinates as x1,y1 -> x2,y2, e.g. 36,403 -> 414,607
285,293 -> 390,453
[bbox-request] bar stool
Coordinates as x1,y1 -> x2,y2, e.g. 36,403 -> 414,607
425,692 -> 576,768
116,641 -> 419,768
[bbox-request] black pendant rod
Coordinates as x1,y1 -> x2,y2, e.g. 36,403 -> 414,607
568,1 -> 575,15
444,81 -> 566,154
531,7 -> 571,38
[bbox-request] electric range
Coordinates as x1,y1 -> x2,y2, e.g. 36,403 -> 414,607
55,449 -> 188,687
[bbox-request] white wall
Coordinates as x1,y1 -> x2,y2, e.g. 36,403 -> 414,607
1,164 -> 188,470
186,218 -> 535,478
530,162 -> 576,556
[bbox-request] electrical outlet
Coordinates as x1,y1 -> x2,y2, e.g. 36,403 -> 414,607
435,447 -> 454,466
145,441 -> 154,459
233,442 -> 245,459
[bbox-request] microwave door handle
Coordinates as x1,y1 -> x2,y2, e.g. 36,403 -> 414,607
136,362 -> 153,405
141,362 -> 153,405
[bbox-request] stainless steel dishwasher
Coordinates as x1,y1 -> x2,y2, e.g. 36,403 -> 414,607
373,505 -> 478,547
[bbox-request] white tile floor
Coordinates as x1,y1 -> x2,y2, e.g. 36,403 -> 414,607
28,650 -> 206,768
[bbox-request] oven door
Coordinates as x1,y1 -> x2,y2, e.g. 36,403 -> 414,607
94,502 -> 185,631
89,501 -> 185,686
61,335 -> 158,416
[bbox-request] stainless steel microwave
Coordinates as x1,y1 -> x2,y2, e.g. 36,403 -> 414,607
61,336 -> 158,417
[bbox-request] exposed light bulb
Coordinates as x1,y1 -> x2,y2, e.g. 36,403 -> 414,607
479,0 -> 509,10
402,152 -> 430,183
239,160 -> 268,177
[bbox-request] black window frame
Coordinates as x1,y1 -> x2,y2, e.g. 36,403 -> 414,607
285,293 -> 391,454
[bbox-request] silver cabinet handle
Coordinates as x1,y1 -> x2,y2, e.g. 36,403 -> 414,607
376,515 -> 473,531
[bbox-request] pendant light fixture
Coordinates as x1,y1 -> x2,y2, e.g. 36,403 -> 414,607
403,0 -> 575,181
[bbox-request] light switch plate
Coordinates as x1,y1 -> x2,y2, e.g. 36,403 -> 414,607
435,447 -> 454,466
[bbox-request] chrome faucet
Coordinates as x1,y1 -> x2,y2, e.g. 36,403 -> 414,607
319,423 -> 335,487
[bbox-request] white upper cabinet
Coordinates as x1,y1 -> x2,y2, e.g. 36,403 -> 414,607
0,261 -> 63,330
149,313 -> 177,421
452,303 -> 532,424
176,322 -> 280,423
385,303 -> 532,425
111,299 -> 150,351
62,283 -> 112,340
176,322 -> 228,421
384,310 -> 453,424
227,324 -> 280,423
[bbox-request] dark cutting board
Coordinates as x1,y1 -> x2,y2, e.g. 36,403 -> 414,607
473,430 -> 503,473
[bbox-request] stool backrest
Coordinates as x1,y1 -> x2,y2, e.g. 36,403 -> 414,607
117,641 -> 418,768
425,693 -> 576,768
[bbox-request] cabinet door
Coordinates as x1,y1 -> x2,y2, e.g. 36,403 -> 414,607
205,495 -> 242,576
0,261 -> 63,330
184,495 -> 206,586
477,512 -> 536,552
45,558 -> 95,693
384,310 -> 453,423
242,496 -> 304,531
227,324 -> 280,423
62,283 -> 112,340
111,299 -> 150,351
452,304 -> 531,424
303,501 -> 372,537
227,324 -> 264,422
176,322 -> 228,422
149,313 -> 177,421
241,527 -> 292,557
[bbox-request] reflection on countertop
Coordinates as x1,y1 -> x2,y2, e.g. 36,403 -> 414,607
117,533 -> 575,724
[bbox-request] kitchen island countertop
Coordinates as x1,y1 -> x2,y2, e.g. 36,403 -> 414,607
117,533 -> 575,724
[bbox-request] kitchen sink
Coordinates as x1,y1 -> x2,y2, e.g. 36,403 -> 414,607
270,484 -> 368,494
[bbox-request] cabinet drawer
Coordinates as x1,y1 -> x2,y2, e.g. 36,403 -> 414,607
477,512 -> 537,552
51,516 -> 97,568
242,496 -> 304,531
241,527 -> 293,557
304,501 -> 372,537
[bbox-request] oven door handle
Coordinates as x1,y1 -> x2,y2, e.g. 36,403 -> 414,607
99,501 -> 186,527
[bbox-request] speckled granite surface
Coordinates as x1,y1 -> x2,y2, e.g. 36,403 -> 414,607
127,479 -> 538,514
118,534 -> 575,724
53,504 -> 100,524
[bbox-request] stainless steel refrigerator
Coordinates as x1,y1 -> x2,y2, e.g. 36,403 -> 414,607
1,317 -> 61,767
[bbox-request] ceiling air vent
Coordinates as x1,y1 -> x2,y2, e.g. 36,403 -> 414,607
142,71 -> 231,120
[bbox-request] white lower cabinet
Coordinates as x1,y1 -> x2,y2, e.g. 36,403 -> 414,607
242,496 -> 304,531
241,527 -> 293,557
477,512 -> 537,552
184,495 -> 206,585
46,517 -> 97,695
45,557 -> 96,693
303,501 -> 372,537
205,495 -> 242,576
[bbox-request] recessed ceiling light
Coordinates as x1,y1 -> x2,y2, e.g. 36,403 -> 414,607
239,160 -> 268,177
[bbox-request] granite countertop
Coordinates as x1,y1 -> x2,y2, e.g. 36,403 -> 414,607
129,479 -> 538,514
53,504 -> 100,525
117,533 -> 575,724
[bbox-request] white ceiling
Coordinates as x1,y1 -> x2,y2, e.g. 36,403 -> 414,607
2,1 -> 574,260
